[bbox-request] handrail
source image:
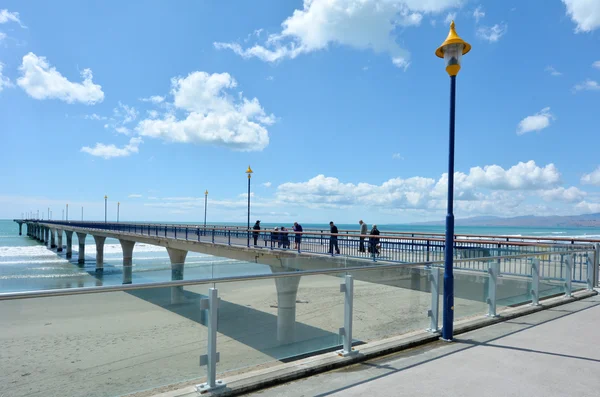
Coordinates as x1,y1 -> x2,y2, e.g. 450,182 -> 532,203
24,220 -> 595,249
0,247 -> 592,301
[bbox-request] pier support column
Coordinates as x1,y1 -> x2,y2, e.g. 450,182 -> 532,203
119,240 -> 135,284
93,235 -> 106,272
56,230 -> 63,252
44,227 -> 49,245
50,228 -> 56,248
37,225 -> 41,241
18,222 -> 22,235
269,264 -> 301,344
76,233 -> 87,265
167,248 -> 188,304
65,231 -> 73,259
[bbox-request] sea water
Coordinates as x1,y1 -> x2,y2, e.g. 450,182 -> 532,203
2,220 -> 600,294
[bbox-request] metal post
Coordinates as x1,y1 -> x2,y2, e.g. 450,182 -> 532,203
442,74 -> 457,341
531,258 -> 540,306
66,204 -> 68,221
81,206 -> 83,221
336,275 -> 357,356
247,176 -> 251,247
487,258 -> 499,317
427,266 -> 440,332
117,202 -> 120,222
586,252 -> 594,291
196,288 -> 225,392
565,255 -> 573,297
104,196 -> 107,223
594,244 -> 599,289
204,190 -> 208,228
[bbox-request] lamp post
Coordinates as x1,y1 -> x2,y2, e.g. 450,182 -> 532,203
66,204 -> 69,221
81,206 -> 84,221
245,166 -> 253,247
48,207 -> 50,220
436,21 -> 471,342
117,202 -> 120,222
62,209 -> 64,221
204,190 -> 208,228
104,195 -> 108,223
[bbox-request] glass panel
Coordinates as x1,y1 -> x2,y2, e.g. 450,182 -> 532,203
452,263 -> 490,321
0,285 -> 210,397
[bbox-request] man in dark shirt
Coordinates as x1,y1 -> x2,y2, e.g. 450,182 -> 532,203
252,220 -> 261,246
293,222 -> 303,250
329,221 -> 340,255
369,224 -> 380,255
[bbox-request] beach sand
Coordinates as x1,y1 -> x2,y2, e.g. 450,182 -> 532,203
0,272 -> 527,397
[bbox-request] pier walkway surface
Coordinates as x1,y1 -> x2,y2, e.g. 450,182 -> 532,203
248,294 -> 600,397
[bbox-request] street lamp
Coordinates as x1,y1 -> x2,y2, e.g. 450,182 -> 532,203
48,207 -> 50,220
117,202 -> 120,222
81,206 -> 84,221
245,166 -> 253,247
66,204 -> 69,221
204,190 -> 208,229
104,195 -> 108,223
436,20 -> 471,342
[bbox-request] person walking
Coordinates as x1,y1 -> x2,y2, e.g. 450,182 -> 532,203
359,220 -> 368,253
292,222 -> 303,250
329,221 -> 340,255
252,220 -> 261,246
369,224 -> 380,256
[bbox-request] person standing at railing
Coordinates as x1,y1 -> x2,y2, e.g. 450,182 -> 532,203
281,226 -> 290,249
293,222 -> 303,250
369,224 -> 380,255
359,220 -> 368,252
329,221 -> 340,255
271,227 -> 280,247
253,220 -> 261,246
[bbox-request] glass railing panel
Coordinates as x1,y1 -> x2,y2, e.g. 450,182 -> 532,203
451,262 -> 490,321
214,273 -> 345,376
0,285 -> 210,397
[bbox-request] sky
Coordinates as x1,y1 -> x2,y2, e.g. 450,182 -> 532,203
1,0 -> 600,224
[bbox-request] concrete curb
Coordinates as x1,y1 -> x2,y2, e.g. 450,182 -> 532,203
149,289 -> 597,397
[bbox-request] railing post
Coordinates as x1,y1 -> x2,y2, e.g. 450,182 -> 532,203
164,226 -> 167,238
487,259 -> 499,317
212,229 -> 215,244
228,230 -> 231,245
337,275 -> 357,357
587,252 -> 594,291
594,244 -> 600,289
174,227 -> 177,239
565,255 -> 573,297
196,288 -> 225,392
185,227 -> 188,240
427,266 -> 440,332
531,258 -> 540,306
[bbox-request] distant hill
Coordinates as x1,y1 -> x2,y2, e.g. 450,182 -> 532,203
412,213 -> 600,228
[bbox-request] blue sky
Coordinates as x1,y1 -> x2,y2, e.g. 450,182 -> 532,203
1,0 -> 600,224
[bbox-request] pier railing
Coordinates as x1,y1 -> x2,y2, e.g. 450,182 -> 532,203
29,220 -> 597,284
0,247 -> 596,397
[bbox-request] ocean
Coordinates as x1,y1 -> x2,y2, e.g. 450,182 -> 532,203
2,219 -> 600,294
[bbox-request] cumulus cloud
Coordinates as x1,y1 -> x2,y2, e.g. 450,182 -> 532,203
444,12 -> 456,24
275,161 -> 562,212
81,137 -> 142,159
575,201 -> 600,213
136,71 -> 274,151
517,107 -> 554,135
262,182 -> 272,188
545,66 -> 562,76
392,153 -> 404,160
573,79 -> 600,92
562,0 -> 600,32
84,113 -> 107,121
17,52 -> 104,104
114,102 -> 138,124
0,9 -> 25,27
581,166 -> 600,186
0,32 -> 6,42
128,194 -> 142,198
477,23 -> 507,42
473,6 -> 485,22
0,63 -> 12,92
593,61 -> 600,69
214,0 -> 462,69
539,187 -> 586,203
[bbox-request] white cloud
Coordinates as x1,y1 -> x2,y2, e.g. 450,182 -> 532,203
262,182 -> 272,188
573,79 -> 600,92
275,161 -> 562,212
115,126 -> 129,135
214,0 -> 462,69
392,153 -> 404,160
84,113 -> 107,121
517,107 -> 554,135
545,66 -> 562,76
593,61 -> 600,69
444,12 -> 456,24
575,201 -> 600,213
0,9 -> 25,27
136,71 -> 274,151
581,166 -> 600,186
147,109 -> 159,119
539,187 -> 586,203
0,62 -> 12,92
473,6 -> 485,23
81,137 -> 142,159
140,95 -> 165,104
477,23 -> 507,42
0,32 -> 6,42
562,0 -> 600,32
266,76 -> 274,81
114,102 -> 138,124
17,52 -> 104,104
128,194 -> 142,198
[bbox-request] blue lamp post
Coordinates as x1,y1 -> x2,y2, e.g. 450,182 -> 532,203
435,21 -> 471,341
245,166 -> 253,247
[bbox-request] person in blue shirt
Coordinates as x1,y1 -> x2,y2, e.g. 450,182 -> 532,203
329,221 -> 340,255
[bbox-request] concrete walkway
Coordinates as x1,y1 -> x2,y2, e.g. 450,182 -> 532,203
249,295 -> 600,397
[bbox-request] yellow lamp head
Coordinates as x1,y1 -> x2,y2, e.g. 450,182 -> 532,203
435,21 -> 471,76
104,195 -> 108,199
205,190 -> 209,195
246,165 -> 253,178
